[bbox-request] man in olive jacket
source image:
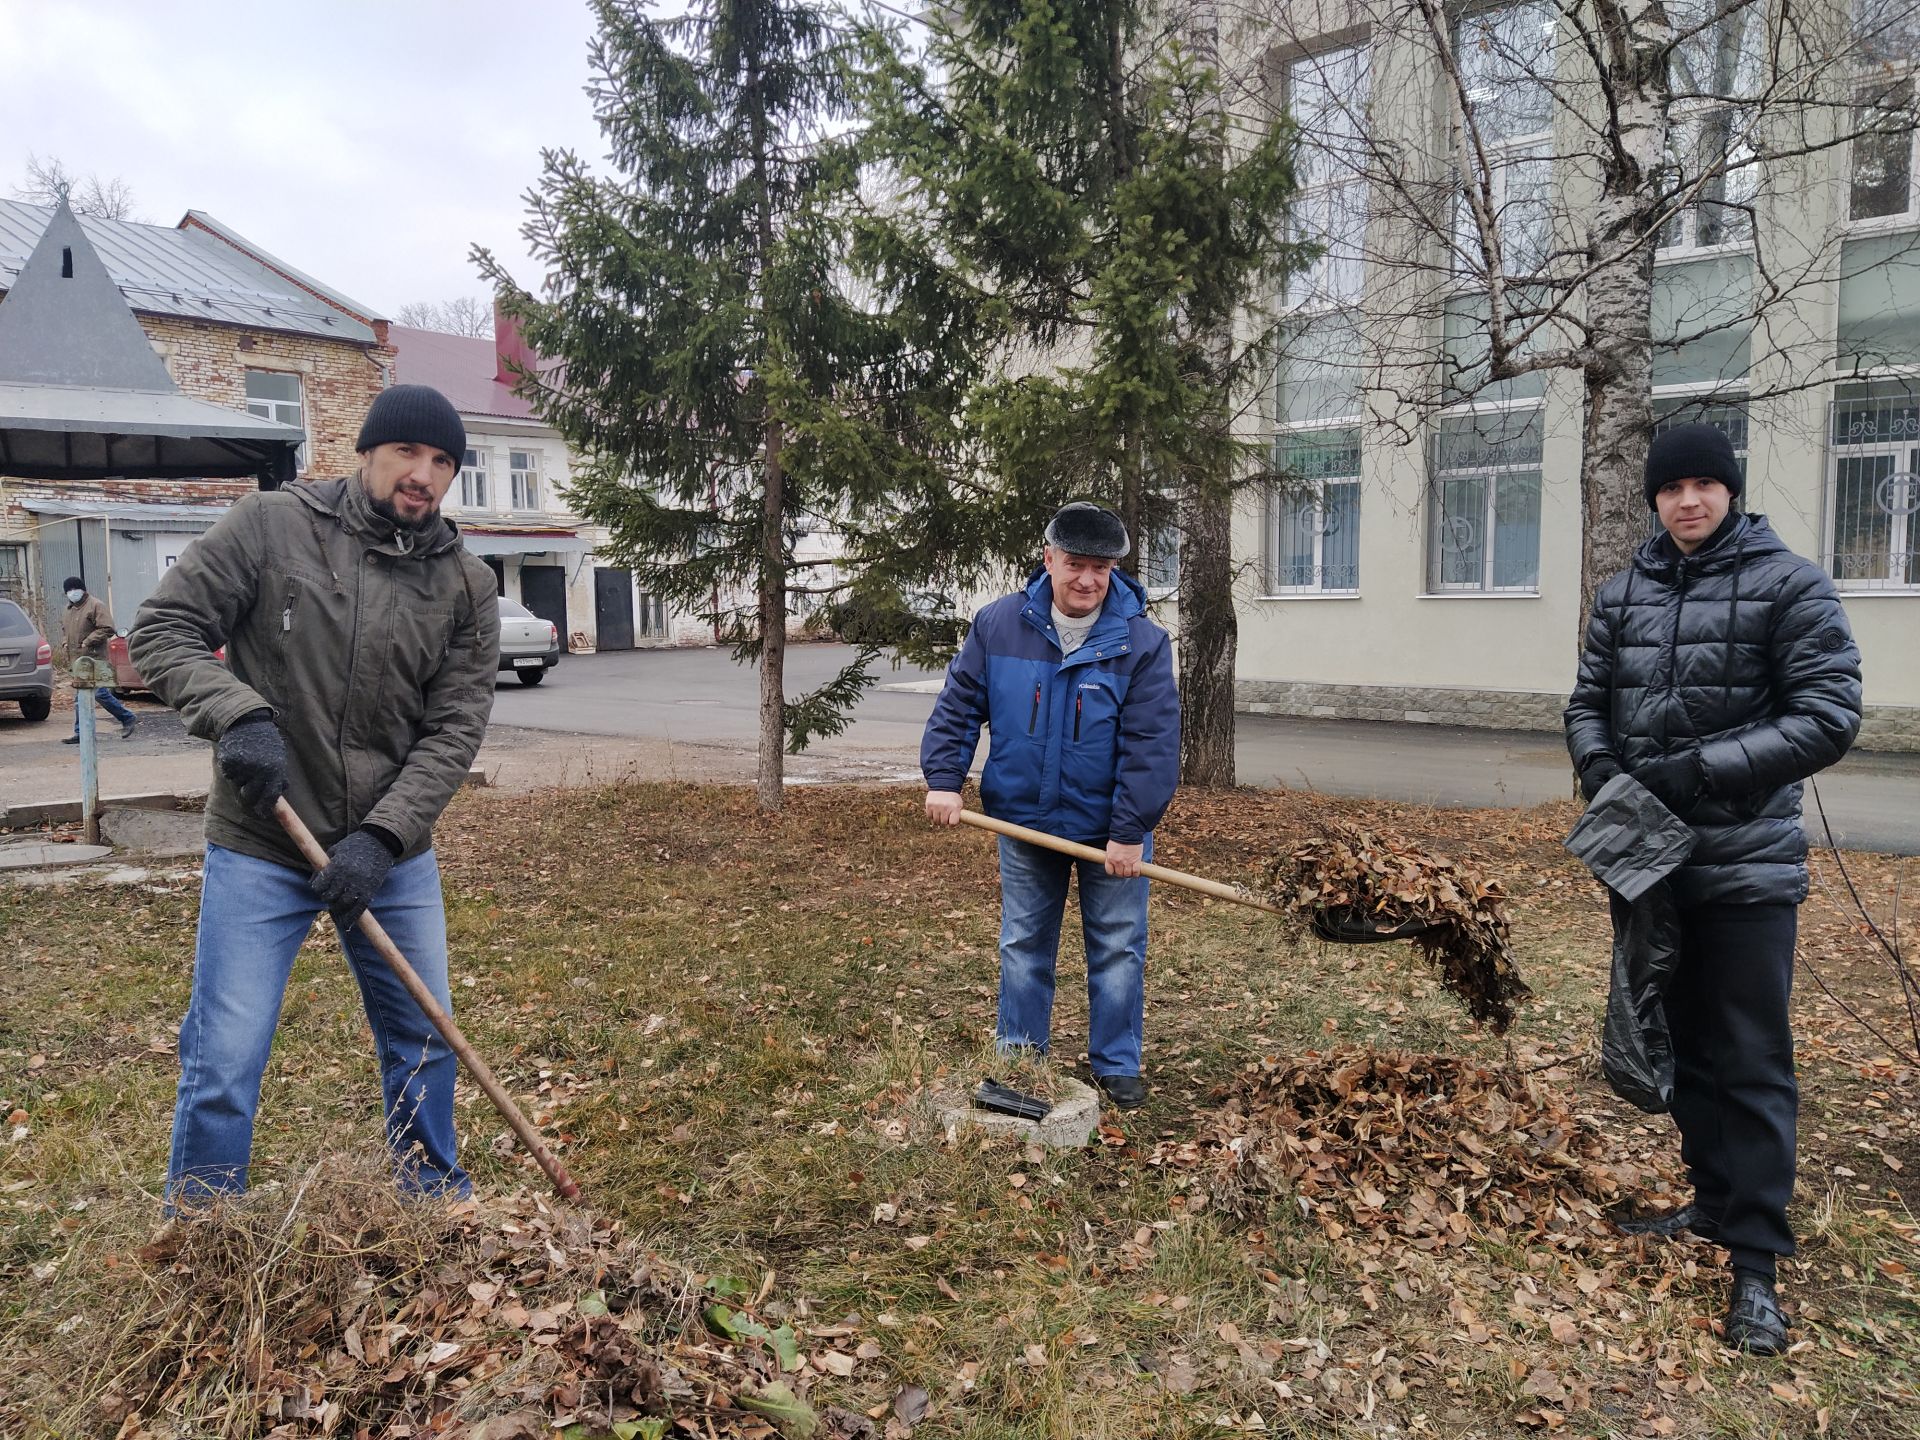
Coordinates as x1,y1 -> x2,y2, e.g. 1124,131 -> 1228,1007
59,575 -> 136,740
131,384 -> 500,1207
1565,423 -> 1863,1355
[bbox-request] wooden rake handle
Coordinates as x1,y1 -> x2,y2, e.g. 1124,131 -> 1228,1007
955,809 -> 1286,917
273,798 -> 581,1201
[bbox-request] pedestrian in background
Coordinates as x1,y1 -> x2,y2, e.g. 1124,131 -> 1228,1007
60,575 -> 136,742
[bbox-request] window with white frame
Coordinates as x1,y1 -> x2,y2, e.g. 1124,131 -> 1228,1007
509,449 -> 540,511
1284,43 -> 1371,310
458,447 -> 490,509
1659,0 -> 1765,252
244,370 -> 308,471
1269,429 -> 1361,593
1427,407 -> 1544,592
1452,3 -> 1556,279
1851,78 -> 1917,223
1850,0 -> 1920,223
1826,379 -> 1920,590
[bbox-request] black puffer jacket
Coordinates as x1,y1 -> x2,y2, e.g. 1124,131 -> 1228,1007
1565,513 -> 1863,907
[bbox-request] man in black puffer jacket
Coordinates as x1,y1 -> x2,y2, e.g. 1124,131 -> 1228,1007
1565,423 -> 1863,1355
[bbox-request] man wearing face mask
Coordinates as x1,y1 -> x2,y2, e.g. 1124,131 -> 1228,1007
59,576 -> 136,742
921,502 -> 1180,1110
129,384 -> 500,1209
1565,423 -> 1863,1355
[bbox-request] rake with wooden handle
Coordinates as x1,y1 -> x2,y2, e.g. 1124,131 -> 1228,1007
273,798 -> 582,1201
956,809 -> 1286,916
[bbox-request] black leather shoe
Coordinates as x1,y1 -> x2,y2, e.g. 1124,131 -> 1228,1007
1724,1273 -> 1789,1355
1095,1074 -> 1147,1110
60,734 -> 79,745
120,716 -> 137,740
1612,1202 -> 1720,1241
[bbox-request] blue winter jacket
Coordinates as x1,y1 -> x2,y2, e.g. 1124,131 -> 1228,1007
920,567 -> 1180,846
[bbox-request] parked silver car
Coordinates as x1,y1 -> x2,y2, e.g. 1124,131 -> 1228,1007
498,597 -> 562,686
0,599 -> 53,721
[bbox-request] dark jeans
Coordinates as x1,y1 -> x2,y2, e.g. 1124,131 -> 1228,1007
73,686 -> 134,731
1666,901 -> 1799,1275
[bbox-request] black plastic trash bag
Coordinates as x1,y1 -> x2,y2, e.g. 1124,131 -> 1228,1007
1563,772 -> 1695,902
1600,885 -> 1682,1112
1565,773 -> 1695,1113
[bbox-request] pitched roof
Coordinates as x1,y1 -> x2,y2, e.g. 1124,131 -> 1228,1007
0,199 -> 379,343
389,324 -> 541,422
0,199 -> 305,483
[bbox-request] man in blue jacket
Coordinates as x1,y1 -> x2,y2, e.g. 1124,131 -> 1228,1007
922,502 -> 1180,1110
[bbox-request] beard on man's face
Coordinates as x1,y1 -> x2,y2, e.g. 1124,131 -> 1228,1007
369,493 -> 442,533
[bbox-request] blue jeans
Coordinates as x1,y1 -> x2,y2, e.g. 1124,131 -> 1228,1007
73,686 -> 133,731
996,835 -> 1151,1077
166,843 -> 468,1207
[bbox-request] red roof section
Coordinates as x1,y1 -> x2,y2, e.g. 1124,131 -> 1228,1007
389,323 -> 541,422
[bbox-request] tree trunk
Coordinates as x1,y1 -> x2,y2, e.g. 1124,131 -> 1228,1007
1118,432 -> 1145,581
1578,0 -> 1671,641
750,32 -> 786,813
1176,0 -> 1238,787
758,422 -> 787,812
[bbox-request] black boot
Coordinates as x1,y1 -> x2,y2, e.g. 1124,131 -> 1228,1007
1611,1201 -> 1720,1241
1724,1270 -> 1788,1355
1095,1074 -> 1147,1110
120,714 -> 137,740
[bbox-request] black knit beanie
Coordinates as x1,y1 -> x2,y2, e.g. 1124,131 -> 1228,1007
1044,501 -> 1131,559
1644,423 -> 1743,509
355,384 -> 466,462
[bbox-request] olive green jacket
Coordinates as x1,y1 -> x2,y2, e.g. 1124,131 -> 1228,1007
62,593 -> 116,661
129,477 -> 500,869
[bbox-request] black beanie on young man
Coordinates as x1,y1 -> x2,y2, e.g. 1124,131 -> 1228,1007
355,384 -> 466,463
1643,423 -> 1743,509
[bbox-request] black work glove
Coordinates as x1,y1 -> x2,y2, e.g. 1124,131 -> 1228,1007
1578,755 -> 1623,803
311,826 -> 401,928
1632,749 -> 1707,818
215,712 -> 288,819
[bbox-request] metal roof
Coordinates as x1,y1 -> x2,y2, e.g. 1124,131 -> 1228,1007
0,200 -> 378,344
0,199 -> 305,484
390,324 -> 540,421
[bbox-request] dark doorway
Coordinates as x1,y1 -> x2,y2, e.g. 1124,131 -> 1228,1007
521,565 -> 569,648
594,567 -> 635,651
483,556 -> 506,595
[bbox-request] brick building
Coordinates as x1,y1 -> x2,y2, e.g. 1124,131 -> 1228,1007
0,200 -> 391,641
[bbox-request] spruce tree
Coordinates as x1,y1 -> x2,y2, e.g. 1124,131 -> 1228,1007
853,1 -> 1305,782
479,0 -> 978,810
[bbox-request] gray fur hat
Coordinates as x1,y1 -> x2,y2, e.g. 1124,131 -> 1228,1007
1044,501 -> 1130,559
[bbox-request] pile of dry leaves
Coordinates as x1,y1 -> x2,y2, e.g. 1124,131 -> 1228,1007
1261,825 -> 1531,1032
1160,1048 -> 1636,1250
8,1165 -> 909,1440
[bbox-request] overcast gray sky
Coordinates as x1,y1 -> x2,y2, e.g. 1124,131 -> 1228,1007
0,0 -> 611,318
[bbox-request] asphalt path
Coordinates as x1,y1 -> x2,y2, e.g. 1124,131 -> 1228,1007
493,644 -> 1920,855
7,642 -> 1917,854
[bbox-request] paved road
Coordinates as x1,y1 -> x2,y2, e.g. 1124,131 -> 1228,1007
492,645 -> 1920,855
7,642 -> 1917,853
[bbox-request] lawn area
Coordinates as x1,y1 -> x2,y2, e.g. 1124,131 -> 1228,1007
2,782 -> 1917,1438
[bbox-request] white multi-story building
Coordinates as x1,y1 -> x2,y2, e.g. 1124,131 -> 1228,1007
1219,0 -> 1919,749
